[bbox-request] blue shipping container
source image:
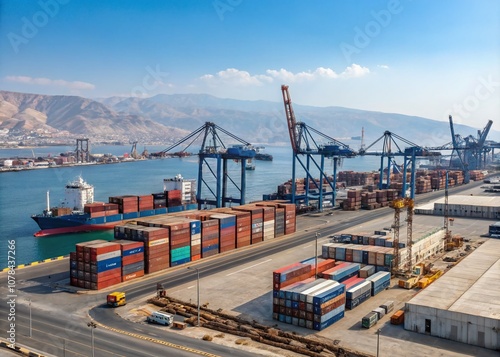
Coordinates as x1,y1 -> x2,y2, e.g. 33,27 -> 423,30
105,214 -> 123,223
139,209 -> 155,217
154,208 -> 168,215
313,310 -> 344,331
94,256 -> 121,273
123,212 -> 139,220
170,257 -> 191,267
122,246 -> 144,257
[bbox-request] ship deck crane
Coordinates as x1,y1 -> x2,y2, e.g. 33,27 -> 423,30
389,197 -> 414,276
282,85 -> 356,210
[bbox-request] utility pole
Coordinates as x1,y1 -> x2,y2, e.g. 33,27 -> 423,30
376,328 -> 381,357
87,321 -> 97,357
187,267 -> 200,326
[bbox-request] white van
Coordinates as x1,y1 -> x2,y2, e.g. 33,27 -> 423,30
147,311 -> 174,326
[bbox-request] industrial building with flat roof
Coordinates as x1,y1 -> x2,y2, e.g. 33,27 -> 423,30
415,195 -> 500,220
404,239 -> 500,350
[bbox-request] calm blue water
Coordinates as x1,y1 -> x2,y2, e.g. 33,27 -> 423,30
0,145 -> 381,268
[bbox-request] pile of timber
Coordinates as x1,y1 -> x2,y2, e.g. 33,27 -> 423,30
148,296 -> 371,357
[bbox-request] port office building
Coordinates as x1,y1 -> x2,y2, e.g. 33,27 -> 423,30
404,239 -> 500,350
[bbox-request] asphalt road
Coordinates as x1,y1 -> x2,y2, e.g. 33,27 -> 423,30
0,180 -> 489,357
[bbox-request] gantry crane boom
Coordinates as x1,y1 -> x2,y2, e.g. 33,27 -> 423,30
281,85 -> 299,154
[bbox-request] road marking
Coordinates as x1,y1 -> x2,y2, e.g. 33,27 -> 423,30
187,285 -> 195,289
304,245 -> 311,249
93,320 -> 221,357
226,258 -> 272,276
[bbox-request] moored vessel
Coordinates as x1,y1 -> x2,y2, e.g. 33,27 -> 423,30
31,175 -> 197,237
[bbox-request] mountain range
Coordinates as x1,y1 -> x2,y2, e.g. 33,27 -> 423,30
0,90 -> 496,149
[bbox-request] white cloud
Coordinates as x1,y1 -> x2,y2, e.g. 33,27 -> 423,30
378,64 -> 390,69
200,64 -> 369,86
200,68 -> 272,86
5,75 -> 95,90
340,64 -> 370,78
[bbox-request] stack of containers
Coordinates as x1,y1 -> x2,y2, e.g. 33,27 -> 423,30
343,190 -> 362,210
273,262 -> 312,291
232,206 -> 264,244
279,203 -> 296,235
365,271 -> 391,296
345,279 -> 372,310
152,192 -> 167,209
231,210 -> 252,248
70,240 -> 107,288
187,219 -> 202,261
375,190 -> 388,207
164,219 -> 191,267
210,213 -> 236,253
115,225 -> 170,274
201,219 -> 219,258
88,242 -> 122,290
359,265 -> 376,278
212,208 -> 251,248
115,240 -> 145,282
166,189 -> 182,208
320,262 -> 360,282
84,203 -> 107,222
311,281 -> 346,330
260,205 -> 275,241
141,227 -> 170,273
138,195 -> 155,217
109,195 -> 138,214
274,279 -> 346,330
274,206 -> 285,237
274,279 -> 328,327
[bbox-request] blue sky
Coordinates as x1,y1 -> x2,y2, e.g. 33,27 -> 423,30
1,0 -> 499,131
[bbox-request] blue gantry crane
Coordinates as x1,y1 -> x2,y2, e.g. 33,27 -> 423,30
154,122 -> 255,209
281,85 -> 356,210
358,130 -> 439,199
448,115 -> 493,182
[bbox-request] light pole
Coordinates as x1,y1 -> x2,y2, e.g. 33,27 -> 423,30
376,328 -> 381,357
28,298 -> 32,338
87,320 -> 96,357
315,232 -> 320,278
187,267 -> 200,326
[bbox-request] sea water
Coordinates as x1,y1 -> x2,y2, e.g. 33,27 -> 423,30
0,145 -> 381,268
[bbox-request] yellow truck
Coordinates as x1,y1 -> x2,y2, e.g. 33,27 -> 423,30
107,292 -> 126,307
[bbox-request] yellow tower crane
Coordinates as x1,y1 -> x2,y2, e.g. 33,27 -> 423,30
389,197 -> 414,276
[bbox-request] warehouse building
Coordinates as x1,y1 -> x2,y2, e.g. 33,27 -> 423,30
415,195 -> 500,220
404,239 -> 500,350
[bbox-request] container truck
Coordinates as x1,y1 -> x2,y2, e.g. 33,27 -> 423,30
107,292 -> 126,307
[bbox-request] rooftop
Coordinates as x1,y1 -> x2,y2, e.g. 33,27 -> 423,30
407,239 -> 500,320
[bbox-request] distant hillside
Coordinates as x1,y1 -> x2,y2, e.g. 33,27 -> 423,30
0,90 -> 189,141
1,90 -> 496,149
99,93 -> 497,147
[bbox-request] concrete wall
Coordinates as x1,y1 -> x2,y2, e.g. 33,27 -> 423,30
405,304 -> 500,350
398,229 -> 445,269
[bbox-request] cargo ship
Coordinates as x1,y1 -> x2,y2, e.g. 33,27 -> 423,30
31,175 -> 197,237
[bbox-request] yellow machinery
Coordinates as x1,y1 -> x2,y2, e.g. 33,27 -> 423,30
417,270 -> 443,289
389,197 -> 414,275
107,291 -> 126,307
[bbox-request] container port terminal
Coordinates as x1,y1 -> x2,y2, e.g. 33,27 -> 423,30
2,86 -> 500,356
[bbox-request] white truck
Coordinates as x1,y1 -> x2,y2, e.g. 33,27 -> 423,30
147,311 -> 174,326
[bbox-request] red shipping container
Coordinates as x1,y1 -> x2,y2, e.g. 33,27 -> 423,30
91,276 -> 122,290
122,253 -> 144,265
122,270 -> 145,282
